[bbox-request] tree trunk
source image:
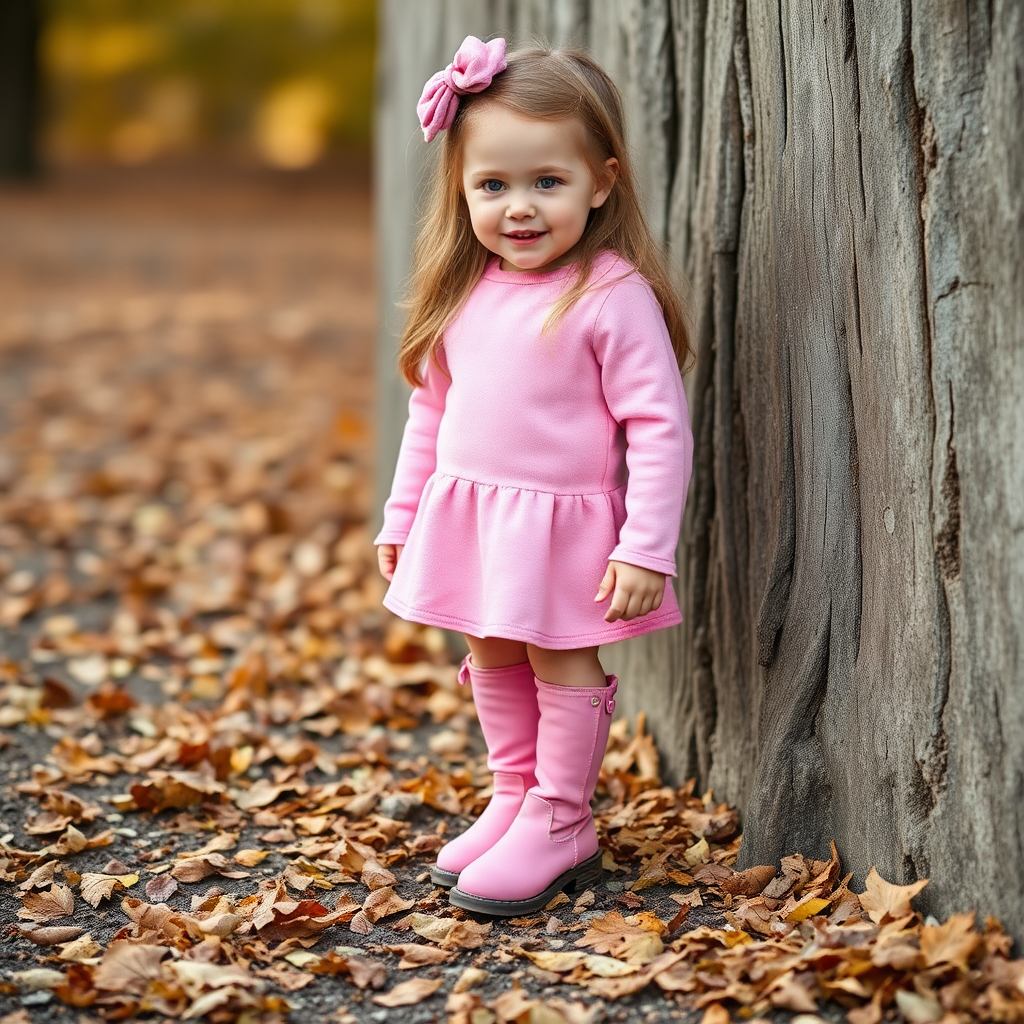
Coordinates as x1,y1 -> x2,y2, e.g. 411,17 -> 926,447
375,0 -> 1024,940
0,0 -> 42,179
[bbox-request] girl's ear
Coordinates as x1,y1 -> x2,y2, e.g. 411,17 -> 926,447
591,157 -> 620,209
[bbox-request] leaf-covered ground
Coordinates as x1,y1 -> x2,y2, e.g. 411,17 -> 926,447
1,167 -> 1022,1024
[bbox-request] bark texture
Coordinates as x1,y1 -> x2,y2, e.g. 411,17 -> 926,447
375,0 -> 1024,938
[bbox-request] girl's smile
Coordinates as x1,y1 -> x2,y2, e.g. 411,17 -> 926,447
461,108 -> 617,273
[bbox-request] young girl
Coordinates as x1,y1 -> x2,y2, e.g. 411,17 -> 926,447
375,36 -> 693,916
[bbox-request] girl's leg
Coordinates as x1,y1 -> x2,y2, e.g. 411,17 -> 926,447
430,634 -> 536,887
526,644 -> 605,688
450,644 -> 617,915
466,634 -> 529,669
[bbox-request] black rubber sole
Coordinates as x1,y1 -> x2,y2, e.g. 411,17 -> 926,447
448,851 -> 603,916
429,866 -> 460,888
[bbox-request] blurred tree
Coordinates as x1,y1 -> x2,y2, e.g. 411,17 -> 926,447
0,0 -> 42,178
41,0 -> 375,167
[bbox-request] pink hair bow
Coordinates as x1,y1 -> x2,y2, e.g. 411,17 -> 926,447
417,35 -> 508,142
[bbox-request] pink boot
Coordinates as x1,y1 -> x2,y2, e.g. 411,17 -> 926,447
449,675 -> 617,915
430,657 -> 540,887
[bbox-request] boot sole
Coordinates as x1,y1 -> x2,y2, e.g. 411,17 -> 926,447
429,866 -> 460,888
448,851 -> 603,916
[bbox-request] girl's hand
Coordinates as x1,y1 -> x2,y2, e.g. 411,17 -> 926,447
377,544 -> 404,581
594,560 -> 665,623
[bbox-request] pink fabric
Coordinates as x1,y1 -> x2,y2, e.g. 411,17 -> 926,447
453,675 -> 618,903
417,36 -> 507,142
375,253 -> 693,649
434,658 -> 539,875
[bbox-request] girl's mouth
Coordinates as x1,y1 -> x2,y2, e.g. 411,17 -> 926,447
505,231 -> 546,245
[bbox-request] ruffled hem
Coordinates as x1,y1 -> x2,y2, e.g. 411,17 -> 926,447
383,591 -> 682,649
381,472 -> 682,647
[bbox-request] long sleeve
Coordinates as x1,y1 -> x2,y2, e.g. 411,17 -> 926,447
374,352 -> 451,546
591,277 -> 693,576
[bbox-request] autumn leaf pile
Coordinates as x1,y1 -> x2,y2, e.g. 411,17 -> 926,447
2,175 -> 1024,1024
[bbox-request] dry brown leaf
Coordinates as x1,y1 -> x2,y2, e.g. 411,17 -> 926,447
720,864 -> 775,896
10,968 -> 65,991
252,896 -> 358,939
56,934 -> 102,962
700,1005 -> 731,1024
768,972 -> 820,1012
18,884 -> 74,922
40,825 -> 88,856
919,911 -> 980,970
443,918 -> 493,950
858,866 -> 929,924
361,886 -> 415,924
575,910 -> 664,963
145,873 -> 178,901
360,859 -> 397,891
91,941 -> 168,993
17,924 -> 83,945
490,982 -> 535,1021
371,975 -> 443,1007
383,943 -> 456,969
310,953 -> 387,990
80,871 -> 137,907
349,910 -> 373,935
128,771 -> 226,812
451,966 -> 488,992
234,848 -> 270,866
171,854 -> 234,882
404,912 -> 458,945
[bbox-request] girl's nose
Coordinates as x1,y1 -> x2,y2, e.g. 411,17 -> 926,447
505,194 -> 537,219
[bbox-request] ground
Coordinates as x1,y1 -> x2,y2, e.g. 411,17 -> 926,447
0,164 -> 1020,1024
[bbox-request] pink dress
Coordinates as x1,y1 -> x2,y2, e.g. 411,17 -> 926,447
374,252 -> 693,649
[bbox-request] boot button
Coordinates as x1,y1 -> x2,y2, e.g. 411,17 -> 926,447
590,696 -> 600,707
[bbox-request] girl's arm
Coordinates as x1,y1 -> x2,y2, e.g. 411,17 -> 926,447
374,352 -> 451,548
592,276 -> 694,578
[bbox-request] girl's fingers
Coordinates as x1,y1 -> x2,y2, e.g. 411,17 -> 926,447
377,545 -> 400,582
605,585 -> 628,622
595,564 -> 616,602
620,592 -> 641,622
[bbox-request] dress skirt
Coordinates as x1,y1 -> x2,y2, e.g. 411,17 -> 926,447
382,472 -> 682,649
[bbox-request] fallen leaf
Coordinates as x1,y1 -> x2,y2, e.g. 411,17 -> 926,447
894,989 -> 943,1023
382,943 -> 455,969
12,968 -> 66,991
919,911 -> 980,970
720,864 -> 775,896
371,976 -> 444,1007
18,884 -> 74,922
56,934 -> 102,962
234,848 -> 270,866
858,867 -> 929,924
18,925 -> 83,945
91,942 -> 168,993
361,886 -> 415,924
145,873 -> 178,901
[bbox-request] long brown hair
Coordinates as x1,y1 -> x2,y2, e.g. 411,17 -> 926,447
398,42 -> 692,386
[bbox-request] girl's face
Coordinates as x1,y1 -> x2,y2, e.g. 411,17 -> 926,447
460,106 -> 617,273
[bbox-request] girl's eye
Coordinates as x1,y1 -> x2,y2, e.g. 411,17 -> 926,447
537,177 -> 559,190
482,180 -> 505,193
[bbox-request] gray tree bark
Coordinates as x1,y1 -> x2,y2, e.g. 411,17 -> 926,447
375,0 -> 1024,939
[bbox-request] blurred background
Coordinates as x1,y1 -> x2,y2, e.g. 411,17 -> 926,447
0,0 -> 385,652
2,0 -> 375,174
